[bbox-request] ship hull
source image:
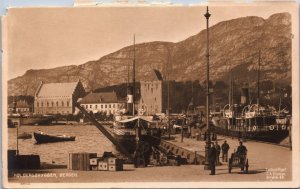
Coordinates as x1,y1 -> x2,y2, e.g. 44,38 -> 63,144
8,115 -> 54,126
211,125 -> 289,143
211,116 -> 289,143
105,126 -> 161,154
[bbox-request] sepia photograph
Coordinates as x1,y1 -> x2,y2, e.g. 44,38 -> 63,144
1,2 -> 299,188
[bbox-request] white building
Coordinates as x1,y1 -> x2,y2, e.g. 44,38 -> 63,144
80,91 -> 125,115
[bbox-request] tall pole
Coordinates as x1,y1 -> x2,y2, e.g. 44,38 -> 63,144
167,48 -> 171,139
204,6 -> 211,170
127,58 -> 130,111
133,34 -> 136,117
257,50 -> 261,115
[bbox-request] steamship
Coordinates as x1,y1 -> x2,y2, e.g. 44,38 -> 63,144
210,85 -> 290,143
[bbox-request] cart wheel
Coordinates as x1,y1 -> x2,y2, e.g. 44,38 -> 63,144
245,159 -> 249,173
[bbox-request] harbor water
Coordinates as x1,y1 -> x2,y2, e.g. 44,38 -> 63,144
8,124 -> 117,165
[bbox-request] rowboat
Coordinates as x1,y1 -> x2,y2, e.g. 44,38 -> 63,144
33,131 -> 75,144
18,132 -> 32,139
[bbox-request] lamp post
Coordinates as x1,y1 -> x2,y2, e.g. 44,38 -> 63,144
204,6 -> 211,170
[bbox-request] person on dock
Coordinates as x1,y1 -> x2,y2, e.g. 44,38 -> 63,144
221,140 -> 230,162
236,141 -> 247,164
208,143 -> 217,175
215,141 -> 221,165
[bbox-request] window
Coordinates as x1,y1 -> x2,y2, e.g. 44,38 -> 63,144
90,105 -> 92,108
155,97 -> 156,102
51,102 -> 54,107
109,105 -> 111,108
95,105 -> 97,109
37,102 -> 39,107
105,105 -> 107,108
151,88 -> 153,93
67,101 -> 69,107
56,101 -> 58,107
41,102 -> 43,107
62,101 -> 64,107
112,104 -> 115,108
47,102 -> 49,107
86,105 -> 88,108
101,105 -> 103,109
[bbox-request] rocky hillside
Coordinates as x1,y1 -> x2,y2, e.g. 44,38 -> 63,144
8,12 -> 291,96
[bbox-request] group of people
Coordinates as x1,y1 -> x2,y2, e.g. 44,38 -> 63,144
208,140 -> 247,175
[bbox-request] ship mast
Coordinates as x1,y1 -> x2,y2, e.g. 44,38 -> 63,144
166,47 -> 171,139
133,34 -> 136,117
229,71 -> 234,108
257,51 -> 261,115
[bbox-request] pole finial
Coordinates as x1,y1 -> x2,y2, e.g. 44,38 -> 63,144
204,6 -> 211,19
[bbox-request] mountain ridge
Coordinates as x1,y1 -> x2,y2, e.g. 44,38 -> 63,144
8,12 -> 291,96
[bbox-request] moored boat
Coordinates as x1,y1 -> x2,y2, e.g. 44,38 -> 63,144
211,104 -> 290,143
33,131 -> 76,144
18,132 -> 32,139
106,116 -> 160,154
8,114 -> 54,127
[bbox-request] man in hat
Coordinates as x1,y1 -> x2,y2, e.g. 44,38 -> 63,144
208,143 -> 217,175
221,140 -> 230,162
215,141 -> 221,165
236,141 -> 248,164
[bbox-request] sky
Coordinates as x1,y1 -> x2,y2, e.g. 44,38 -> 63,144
3,2 -> 297,79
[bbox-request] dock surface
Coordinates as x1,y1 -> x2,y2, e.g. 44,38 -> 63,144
8,134 -> 292,183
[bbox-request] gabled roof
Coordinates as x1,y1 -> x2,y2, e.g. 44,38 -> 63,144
36,81 -> 82,97
80,92 -> 119,104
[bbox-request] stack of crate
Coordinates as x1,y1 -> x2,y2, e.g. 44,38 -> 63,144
68,153 -> 97,171
107,157 -> 123,171
68,153 -> 123,171
90,158 -> 102,171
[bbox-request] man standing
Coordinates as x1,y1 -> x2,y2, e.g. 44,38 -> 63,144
208,143 -> 217,175
221,140 -> 230,162
215,141 -> 221,165
236,141 -> 248,164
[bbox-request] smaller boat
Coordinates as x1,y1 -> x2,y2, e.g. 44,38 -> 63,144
18,132 -> 32,139
33,131 -> 75,144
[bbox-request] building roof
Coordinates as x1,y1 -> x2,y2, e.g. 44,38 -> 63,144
142,69 -> 163,81
8,100 -> 31,108
80,92 -> 119,104
35,81 -> 82,97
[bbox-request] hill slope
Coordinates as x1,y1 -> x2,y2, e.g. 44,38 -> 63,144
8,12 -> 291,96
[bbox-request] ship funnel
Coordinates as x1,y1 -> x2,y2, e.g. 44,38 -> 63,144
241,85 -> 249,105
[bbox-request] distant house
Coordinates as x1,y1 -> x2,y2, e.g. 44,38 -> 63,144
8,100 -> 32,113
139,69 -> 175,115
34,81 -> 86,115
80,91 -> 125,115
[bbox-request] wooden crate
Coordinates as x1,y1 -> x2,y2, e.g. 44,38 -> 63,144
90,158 -> 99,166
107,158 -> 123,171
68,153 -> 97,171
108,164 -> 123,171
107,157 -> 116,164
91,165 -> 98,171
98,161 -> 108,171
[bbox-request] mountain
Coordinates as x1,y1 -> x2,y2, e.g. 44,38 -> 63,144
8,12 -> 291,96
